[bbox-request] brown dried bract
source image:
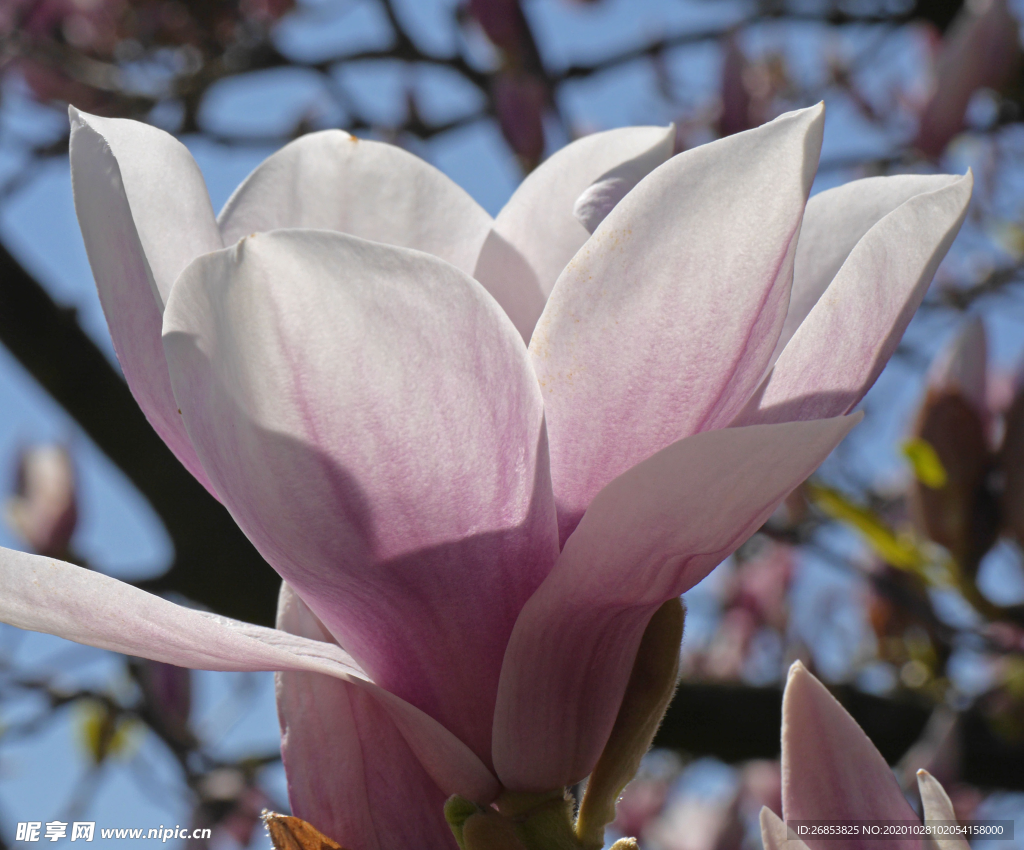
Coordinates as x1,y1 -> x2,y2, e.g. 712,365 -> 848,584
263,812 -> 346,850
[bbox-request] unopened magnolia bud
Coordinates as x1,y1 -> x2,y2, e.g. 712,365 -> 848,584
909,320 -> 996,576
575,598 -> 684,848
6,445 -> 77,558
1001,382 -> 1024,546
135,659 -> 193,746
493,71 -> 546,171
915,0 -> 1021,158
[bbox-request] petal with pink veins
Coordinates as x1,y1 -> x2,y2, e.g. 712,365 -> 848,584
276,584 -> 457,850
492,414 -> 858,792
217,130 -> 492,278
771,174 -> 963,368
782,661 -> 919,850
735,172 -> 973,427
69,108 -> 221,494
0,545 -> 500,804
162,229 -> 559,767
532,105 -> 824,542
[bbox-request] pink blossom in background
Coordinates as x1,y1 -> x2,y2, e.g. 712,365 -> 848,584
5,444 -> 77,559
914,0 -> 1021,158
0,101 -> 972,848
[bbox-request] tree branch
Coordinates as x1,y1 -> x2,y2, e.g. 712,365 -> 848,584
0,240 -> 281,625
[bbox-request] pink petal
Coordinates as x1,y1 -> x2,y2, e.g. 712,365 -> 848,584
532,105 -> 824,542
491,124 -> 675,300
0,545 -> 499,804
915,0 -> 1020,159
772,175 -> 963,368
736,172 -> 973,427
162,230 -> 559,767
276,585 -> 457,850
217,130 -> 491,277
492,414 -> 858,792
69,109 -> 221,494
916,770 -> 969,850
782,662 -> 919,850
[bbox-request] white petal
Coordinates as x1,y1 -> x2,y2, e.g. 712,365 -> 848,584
917,770 -> 970,850
492,124 -> 675,300
737,172 -> 973,426
217,129 -> 492,277
532,105 -> 824,541
70,108 -> 222,306
772,174 -> 962,367
68,109 -> 219,493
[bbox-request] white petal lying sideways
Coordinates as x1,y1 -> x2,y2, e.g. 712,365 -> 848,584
0,102 -> 971,849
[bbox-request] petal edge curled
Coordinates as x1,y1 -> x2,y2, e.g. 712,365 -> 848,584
491,124 -> 675,301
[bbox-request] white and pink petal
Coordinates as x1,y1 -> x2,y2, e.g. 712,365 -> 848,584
217,130 -> 492,278
772,174 -> 962,367
736,173 -> 973,427
69,109 -> 220,495
533,105 -> 825,542
276,585 -> 456,850
0,545 -> 499,805
162,229 -> 559,766
488,124 -> 675,301
492,414 -> 858,792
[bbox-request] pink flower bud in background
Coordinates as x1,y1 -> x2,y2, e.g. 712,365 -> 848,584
468,0 -> 525,55
6,444 -> 77,559
908,318 -> 997,576
1000,386 -> 1024,548
719,34 -> 753,138
717,35 -> 786,139
134,658 -> 193,747
914,0 -> 1021,158
493,71 -> 547,170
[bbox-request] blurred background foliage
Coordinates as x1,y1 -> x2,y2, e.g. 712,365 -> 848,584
2,0 -> 1024,847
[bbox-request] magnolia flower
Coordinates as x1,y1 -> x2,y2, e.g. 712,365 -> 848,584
0,103 -> 971,849
761,662 -> 968,850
